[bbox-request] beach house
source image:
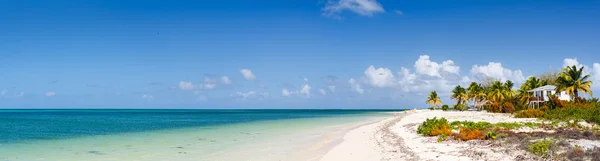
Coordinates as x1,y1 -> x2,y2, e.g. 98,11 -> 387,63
527,85 -> 571,108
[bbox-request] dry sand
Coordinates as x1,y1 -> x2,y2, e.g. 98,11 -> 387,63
320,110 -> 551,161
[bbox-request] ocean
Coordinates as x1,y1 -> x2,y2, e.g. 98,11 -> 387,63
0,109 -> 394,161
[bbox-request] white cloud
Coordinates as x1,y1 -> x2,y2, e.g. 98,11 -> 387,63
471,62 -> 525,83
221,76 -> 232,85
203,77 -> 217,89
16,92 -> 25,97
281,84 -> 311,97
142,94 -> 154,100
322,0 -> 385,18
414,55 -> 459,77
234,91 -> 255,99
348,78 -> 364,94
304,77 -> 309,82
320,89 -> 327,95
593,63 -> 600,79
45,92 -> 56,97
299,84 -> 311,97
0,90 -> 6,96
591,63 -> 600,89
564,58 -> 580,68
179,81 -> 199,90
394,10 -> 403,15
328,85 -> 336,92
282,88 -> 292,96
240,69 -> 256,80
364,65 -> 396,87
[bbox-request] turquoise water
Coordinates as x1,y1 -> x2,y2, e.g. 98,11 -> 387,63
0,109 -> 393,144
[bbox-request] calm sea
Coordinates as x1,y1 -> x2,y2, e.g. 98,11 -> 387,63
0,109 -> 396,144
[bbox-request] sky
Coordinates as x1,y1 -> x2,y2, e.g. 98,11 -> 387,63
0,0 -> 599,109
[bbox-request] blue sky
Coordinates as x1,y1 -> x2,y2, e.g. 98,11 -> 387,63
1,0 -> 599,109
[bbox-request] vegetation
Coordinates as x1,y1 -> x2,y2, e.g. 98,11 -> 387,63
417,117 -> 453,136
528,139 -> 555,157
467,82 -> 486,110
426,91 -> 443,109
555,65 -> 593,99
457,127 -> 483,141
441,104 -> 449,111
514,109 -> 544,118
451,85 -> 468,106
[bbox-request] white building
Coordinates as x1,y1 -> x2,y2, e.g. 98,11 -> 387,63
527,85 -> 571,108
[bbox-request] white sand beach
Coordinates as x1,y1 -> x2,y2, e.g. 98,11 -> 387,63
321,110 -> 600,161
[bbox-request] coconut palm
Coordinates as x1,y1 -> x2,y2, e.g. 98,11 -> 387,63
520,77 -> 548,92
517,77 -> 548,105
487,81 -> 507,103
451,85 -> 468,105
427,91 -> 442,109
555,65 -> 593,99
467,82 -> 487,110
504,80 -> 516,98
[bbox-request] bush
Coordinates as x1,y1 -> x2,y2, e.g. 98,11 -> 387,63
485,131 -> 497,140
417,117 -> 453,136
488,102 -> 502,113
441,104 -> 449,111
528,139 -> 554,157
502,102 -> 515,113
543,106 -> 600,123
454,104 -> 469,111
437,134 -> 448,142
514,109 -> 544,118
457,127 -> 484,141
494,122 -> 523,129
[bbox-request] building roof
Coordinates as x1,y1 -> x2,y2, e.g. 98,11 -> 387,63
528,85 -> 557,92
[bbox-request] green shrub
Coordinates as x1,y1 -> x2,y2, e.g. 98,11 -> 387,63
542,106 -> 600,124
485,131 -> 497,140
417,117 -> 453,136
461,121 -> 493,130
454,104 -> 469,111
514,109 -> 544,118
441,104 -> 449,111
494,122 -> 523,129
437,134 -> 448,142
528,139 -> 554,157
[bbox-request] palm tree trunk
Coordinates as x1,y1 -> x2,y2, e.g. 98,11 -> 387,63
574,89 -> 579,100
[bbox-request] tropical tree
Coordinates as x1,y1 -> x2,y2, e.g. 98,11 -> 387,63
555,65 -> 593,100
504,80 -> 516,98
487,81 -> 507,103
467,82 -> 487,110
520,77 -> 548,92
427,91 -> 443,109
517,77 -> 548,105
451,85 -> 468,105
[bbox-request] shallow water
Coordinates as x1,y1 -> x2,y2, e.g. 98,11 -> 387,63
0,109 -> 392,161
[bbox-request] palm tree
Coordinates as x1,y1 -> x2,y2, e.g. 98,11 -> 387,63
451,85 -> 468,105
427,91 -> 442,109
520,77 -> 548,92
504,80 -> 516,98
487,81 -> 506,103
467,82 -> 487,110
518,77 -> 548,105
555,65 -> 593,99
